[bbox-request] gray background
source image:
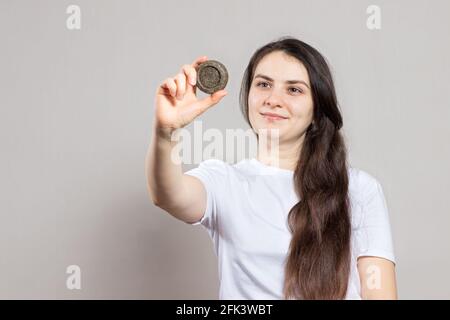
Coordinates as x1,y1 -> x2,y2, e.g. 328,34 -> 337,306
1,0 -> 449,299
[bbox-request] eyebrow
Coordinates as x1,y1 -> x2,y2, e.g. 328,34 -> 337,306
254,74 -> 310,89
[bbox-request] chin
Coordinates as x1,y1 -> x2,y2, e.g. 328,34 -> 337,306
254,125 -> 286,138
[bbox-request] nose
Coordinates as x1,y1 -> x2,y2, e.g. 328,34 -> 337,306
264,89 -> 283,108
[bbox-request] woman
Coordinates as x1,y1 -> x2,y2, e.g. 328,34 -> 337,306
146,37 -> 397,300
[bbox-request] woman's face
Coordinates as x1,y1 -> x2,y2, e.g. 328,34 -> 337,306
248,50 -> 314,144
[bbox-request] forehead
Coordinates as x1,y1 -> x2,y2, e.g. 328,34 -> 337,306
253,51 -> 310,84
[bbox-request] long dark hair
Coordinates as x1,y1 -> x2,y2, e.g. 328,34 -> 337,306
239,36 -> 351,299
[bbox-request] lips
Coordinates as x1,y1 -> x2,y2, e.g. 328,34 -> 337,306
260,112 -> 289,120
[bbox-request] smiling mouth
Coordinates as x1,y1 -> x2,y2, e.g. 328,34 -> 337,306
260,113 -> 288,121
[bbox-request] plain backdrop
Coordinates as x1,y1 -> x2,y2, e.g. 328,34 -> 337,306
1,0 -> 449,299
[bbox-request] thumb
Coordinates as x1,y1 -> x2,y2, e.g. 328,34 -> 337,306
194,90 -> 227,116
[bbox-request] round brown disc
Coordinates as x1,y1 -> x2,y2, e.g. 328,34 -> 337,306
196,60 -> 228,94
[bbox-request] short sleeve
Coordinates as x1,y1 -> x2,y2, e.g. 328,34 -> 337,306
354,178 -> 396,265
184,159 -> 228,236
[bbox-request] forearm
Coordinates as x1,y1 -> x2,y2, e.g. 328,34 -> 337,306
145,121 -> 185,209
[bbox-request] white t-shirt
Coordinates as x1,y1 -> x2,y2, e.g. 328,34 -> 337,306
185,158 -> 396,300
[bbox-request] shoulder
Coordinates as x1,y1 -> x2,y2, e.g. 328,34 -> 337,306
196,158 -> 256,174
195,158 -> 230,173
185,158 -> 238,179
348,166 -> 384,207
348,166 -> 380,187
185,158 -> 259,185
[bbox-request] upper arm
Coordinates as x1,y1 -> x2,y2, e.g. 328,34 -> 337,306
179,174 -> 207,224
357,256 -> 398,299
354,172 -> 397,299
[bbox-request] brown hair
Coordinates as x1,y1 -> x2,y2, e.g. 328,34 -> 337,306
239,36 -> 351,299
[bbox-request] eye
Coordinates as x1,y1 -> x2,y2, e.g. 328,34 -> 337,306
256,81 -> 270,88
289,87 -> 303,94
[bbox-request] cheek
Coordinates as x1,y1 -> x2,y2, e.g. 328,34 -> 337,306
291,98 -> 314,120
247,93 -> 263,129
248,91 -> 260,111
248,92 -> 261,118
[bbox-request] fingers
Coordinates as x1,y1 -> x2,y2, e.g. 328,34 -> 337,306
160,77 -> 176,97
174,73 -> 186,100
160,72 -> 190,100
159,55 -> 208,100
191,55 -> 208,69
182,64 -> 196,86
194,89 -> 227,116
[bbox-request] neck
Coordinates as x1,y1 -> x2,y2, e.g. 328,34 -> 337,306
256,135 -> 304,171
